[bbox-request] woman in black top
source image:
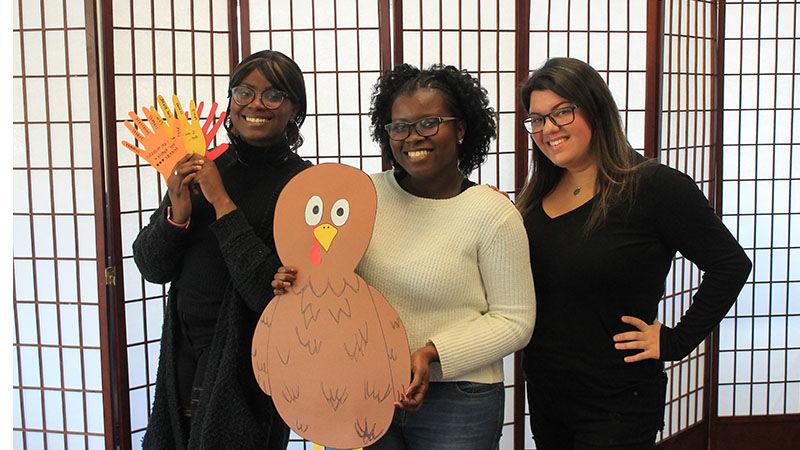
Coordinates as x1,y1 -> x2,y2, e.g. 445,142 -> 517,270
133,50 -> 311,449
517,57 -> 751,449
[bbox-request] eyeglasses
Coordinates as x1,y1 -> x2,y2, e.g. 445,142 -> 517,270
231,85 -> 288,110
384,116 -> 459,141
523,105 -> 579,134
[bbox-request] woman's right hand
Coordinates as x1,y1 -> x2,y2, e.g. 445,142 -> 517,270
395,343 -> 437,412
271,266 -> 297,296
167,153 -> 204,223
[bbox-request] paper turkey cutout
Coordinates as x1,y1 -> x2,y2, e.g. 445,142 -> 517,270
252,163 -> 411,449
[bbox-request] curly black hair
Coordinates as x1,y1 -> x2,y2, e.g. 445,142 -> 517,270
369,63 -> 496,175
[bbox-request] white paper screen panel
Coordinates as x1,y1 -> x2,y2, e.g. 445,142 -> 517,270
13,0 -> 106,448
718,0 -> 800,418
247,0 -> 386,174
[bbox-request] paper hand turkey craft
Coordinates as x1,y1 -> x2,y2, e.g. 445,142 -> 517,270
121,95 -> 228,180
252,164 -> 411,449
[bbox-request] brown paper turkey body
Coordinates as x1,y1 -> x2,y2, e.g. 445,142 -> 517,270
252,163 -> 410,449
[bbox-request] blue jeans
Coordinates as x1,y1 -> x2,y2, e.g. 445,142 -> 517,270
366,381 -> 504,450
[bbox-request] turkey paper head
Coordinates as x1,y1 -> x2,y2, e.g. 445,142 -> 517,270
274,163 -> 377,294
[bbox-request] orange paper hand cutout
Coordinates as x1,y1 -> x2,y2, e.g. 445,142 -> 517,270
121,95 -> 230,177
121,105 -> 188,180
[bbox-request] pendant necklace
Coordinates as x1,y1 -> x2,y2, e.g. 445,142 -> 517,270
573,186 -> 582,196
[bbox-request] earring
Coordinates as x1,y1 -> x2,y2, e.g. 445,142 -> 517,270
458,138 -> 463,144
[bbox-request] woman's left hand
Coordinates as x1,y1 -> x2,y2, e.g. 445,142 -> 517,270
192,157 -> 237,218
613,316 -> 661,363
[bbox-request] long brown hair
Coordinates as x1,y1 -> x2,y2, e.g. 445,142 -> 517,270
516,57 -> 652,233
224,50 -> 307,150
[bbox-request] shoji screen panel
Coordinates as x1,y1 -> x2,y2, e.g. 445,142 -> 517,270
12,0 -> 107,448
242,0 -> 387,173
718,0 -> 800,418
658,0 -> 716,440
107,0 -> 236,446
394,1 -> 519,448
524,1 -> 649,447
397,0 -> 519,194
240,0 -> 387,446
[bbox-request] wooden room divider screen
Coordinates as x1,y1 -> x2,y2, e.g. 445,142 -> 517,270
12,1 -> 799,449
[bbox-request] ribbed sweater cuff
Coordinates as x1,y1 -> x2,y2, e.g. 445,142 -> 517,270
430,332 -> 491,380
156,207 -> 191,243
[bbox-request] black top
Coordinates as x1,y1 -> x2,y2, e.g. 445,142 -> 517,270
174,142 -> 293,326
522,163 -> 751,395
133,143 -> 311,449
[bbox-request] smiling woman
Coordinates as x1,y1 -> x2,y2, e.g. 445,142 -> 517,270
131,50 -> 312,450
225,51 -> 307,151
385,88 -> 464,197
370,64 -> 496,194
516,57 -> 751,450
272,65 -> 535,450
352,64 -> 536,450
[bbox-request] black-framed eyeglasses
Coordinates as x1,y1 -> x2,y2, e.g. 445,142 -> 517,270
523,105 -> 579,134
384,116 -> 459,141
231,85 -> 288,110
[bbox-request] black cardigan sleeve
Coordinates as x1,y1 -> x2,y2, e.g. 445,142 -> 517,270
209,208 -> 279,314
132,196 -> 192,284
647,165 -> 752,361
209,159 -> 311,314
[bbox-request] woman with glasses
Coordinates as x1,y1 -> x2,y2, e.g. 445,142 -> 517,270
133,50 -> 311,449
273,64 -> 536,449
517,57 -> 751,449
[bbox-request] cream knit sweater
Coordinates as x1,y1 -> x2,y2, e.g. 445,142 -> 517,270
357,171 -> 536,384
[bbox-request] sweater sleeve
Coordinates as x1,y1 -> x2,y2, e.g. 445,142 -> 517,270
648,166 -> 752,361
209,159 -> 311,314
429,207 -> 537,379
209,207 -> 280,313
132,196 -> 191,284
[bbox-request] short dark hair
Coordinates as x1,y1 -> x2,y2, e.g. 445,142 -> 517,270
369,63 -> 496,175
224,50 -> 307,150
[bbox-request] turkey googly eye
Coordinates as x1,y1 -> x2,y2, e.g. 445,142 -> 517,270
330,199 -> 350,226
305,195 -> 323,226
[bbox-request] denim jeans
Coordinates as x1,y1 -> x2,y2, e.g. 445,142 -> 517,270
366,381 -> 505,450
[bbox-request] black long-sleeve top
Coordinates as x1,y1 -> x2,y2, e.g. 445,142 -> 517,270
132,143 -> 311,449
522,163 -> 751,395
